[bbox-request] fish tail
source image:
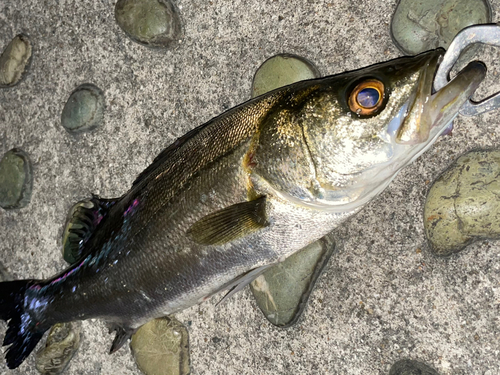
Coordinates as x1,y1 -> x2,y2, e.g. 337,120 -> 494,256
0,280 -> 48,369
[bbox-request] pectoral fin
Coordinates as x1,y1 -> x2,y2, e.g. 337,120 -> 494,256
187,196 -> 268,245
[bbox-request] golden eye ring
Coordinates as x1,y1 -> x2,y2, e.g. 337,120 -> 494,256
348,79 -> 385,116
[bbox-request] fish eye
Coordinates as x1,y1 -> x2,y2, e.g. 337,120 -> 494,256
348,79 -> 385,116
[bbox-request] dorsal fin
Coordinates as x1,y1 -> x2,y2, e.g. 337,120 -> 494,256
131,84 -> 295,189
62,197 -> 117,264
132,125 -> 204,187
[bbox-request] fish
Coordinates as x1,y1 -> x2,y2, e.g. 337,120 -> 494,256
0,49 -> 485,369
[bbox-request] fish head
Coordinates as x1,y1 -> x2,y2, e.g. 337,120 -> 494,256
254,50 -> 485,212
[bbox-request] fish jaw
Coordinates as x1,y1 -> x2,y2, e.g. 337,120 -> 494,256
340,59 -> 486,210
366,60 -> 488,194
396,59 -> 486,145
394,51 -> 442,145
329,59 -> 486,212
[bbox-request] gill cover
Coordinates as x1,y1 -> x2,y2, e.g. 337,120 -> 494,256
252,50 -> 485,212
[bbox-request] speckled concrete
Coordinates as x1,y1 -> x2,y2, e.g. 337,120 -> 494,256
1,1 -> 499,374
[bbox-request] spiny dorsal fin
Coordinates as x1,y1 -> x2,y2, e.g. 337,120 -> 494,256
132,125 -> 204,187
131,84 -> 294,190
187,196 -> 268,245
62,196 -> 117,264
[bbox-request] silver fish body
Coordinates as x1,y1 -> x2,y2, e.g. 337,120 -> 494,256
0,50 -> 485,368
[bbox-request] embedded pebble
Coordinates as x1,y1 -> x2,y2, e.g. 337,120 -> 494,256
115,0 -> 182,48
130,316 -> 190,375
0,149 -> 33,209
35,322 -> 82,375
391,0 -> 491,55
424,150 -> 500,256
61,83 -> 104,133
251,54 -> 320,98
250,234 -> 335,327
0,34 -> 32,88
389,359 -> 440,375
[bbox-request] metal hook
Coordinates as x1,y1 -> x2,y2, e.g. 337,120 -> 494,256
434,24 -> 500,117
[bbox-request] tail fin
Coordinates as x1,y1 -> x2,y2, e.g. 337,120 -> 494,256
0,280 -> 47,369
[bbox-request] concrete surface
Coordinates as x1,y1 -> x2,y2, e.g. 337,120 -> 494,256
1,0 -> 499,374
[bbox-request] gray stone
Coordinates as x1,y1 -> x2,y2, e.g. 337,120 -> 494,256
0,34 -> 32,88
115,0 -> 182,48
250,234 -> 335,327
389,359 -> 440,375
61,83 -> 105,133
424,149 -> 500,256
130,317 -> 190,375
0,149 -> 33,209
35,322 -> 82,375
391,0 -> 491,55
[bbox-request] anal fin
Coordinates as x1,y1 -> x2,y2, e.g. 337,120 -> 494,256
187,196 -> 268,245
216,264 -> 274,306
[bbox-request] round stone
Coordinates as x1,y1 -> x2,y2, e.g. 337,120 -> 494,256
424,150 -> 500,256
0,149 -> 33,209
391,0 -> 492,55
131,316 -> 190,375
0,34 -> 32,88
115,0 -> 183,48
35,322 -> 82,375
61,83 -> 104,133
250,234 -> 335,327
389,359 -> 439,375
251,54 -> 320,98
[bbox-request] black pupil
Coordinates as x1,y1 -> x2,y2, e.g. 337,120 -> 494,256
357,87 -> 380,108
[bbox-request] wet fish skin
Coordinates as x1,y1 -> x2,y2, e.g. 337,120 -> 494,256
0,50 -> 485,369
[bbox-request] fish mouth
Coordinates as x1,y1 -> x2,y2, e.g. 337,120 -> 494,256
313,53 -> 487,213
395,51 -> 486,145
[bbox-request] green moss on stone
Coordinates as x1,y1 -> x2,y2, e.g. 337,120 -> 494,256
250,235 -> 335,327
115,0 -> 182,48
61,83 -> 104,133
251,54 -> 320,98
35,322 -> 82,375
131,317 -> 190,375
0,34 -> 32,88
391,0 -> 491,55
0,149 -> 33,209
389,359 -> 439,375
424,150 -> 500,256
